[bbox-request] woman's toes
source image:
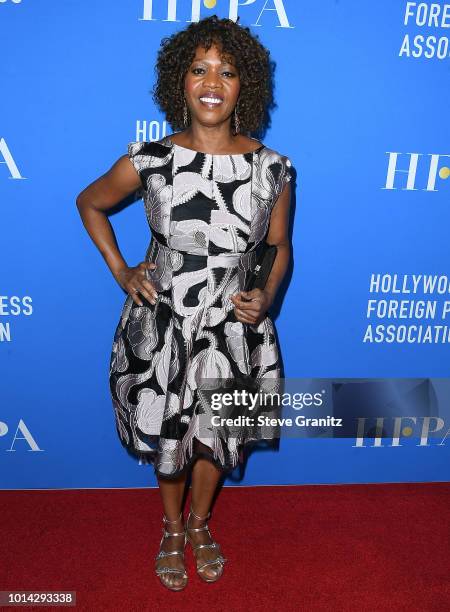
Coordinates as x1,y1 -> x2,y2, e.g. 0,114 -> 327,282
164,574 -> 180,589
211,564 -> 221,579
201,562 -> 219,580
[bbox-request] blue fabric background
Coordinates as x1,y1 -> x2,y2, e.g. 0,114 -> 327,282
1,1 -> 449,488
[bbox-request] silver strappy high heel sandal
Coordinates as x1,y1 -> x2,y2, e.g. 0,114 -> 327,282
155,512 -> 188,591
185,506 -> 227,583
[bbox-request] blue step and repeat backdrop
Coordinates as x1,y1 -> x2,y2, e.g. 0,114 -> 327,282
1,1 -> 450,489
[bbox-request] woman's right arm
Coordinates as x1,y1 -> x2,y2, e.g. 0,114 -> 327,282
75,154 -> 157,306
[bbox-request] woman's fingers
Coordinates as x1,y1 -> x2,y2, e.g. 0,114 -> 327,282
232,291 -> 261,307
231,291 -> 265,324
141,278 -> 158,300
127,279 -> 157,307
128,285 -> 144,306
140,261 -> 156,276
234,304 -> 259,324
127,262 -> 158,305
232,294 -> 260,317
235,309 -> 257,324
235,307 -> 259,322
131,281 -> 158,304
116,262 -> 158,305
139,283 -> 158,304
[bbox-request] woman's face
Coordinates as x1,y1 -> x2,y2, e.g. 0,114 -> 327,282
184,43 -> 240,129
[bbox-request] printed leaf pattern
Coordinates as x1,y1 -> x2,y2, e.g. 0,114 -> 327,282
109,137 -> 292,476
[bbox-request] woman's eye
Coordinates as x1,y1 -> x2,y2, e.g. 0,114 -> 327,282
191,67 -> 236,77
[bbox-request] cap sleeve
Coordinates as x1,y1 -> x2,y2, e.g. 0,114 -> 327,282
127,141 -> 149,195
266,152 -> 293,204
276,154 -> 293,196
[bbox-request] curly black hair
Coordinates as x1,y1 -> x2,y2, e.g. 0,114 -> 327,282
152,15 -> 275,137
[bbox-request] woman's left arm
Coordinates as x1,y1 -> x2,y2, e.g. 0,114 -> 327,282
261,181 -> 292,307
231,181 -> 291,325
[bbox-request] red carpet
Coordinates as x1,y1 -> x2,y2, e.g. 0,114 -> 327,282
1,483 -> 449,611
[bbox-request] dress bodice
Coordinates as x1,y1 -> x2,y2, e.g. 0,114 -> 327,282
128,137 -> 292,247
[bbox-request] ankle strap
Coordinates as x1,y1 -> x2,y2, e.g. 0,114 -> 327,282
163,511 -> 183,525
189,506 -> 211,521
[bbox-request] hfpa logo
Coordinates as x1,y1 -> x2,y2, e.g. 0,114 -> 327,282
353,416 -> 449,447
0,138 -> 25,179
0,419 -> 43,452
383,152 -> 450,191
141,0 -> 293,28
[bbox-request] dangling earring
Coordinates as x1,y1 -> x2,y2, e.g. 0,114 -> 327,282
183,100 -> 189,128
234,104 -> 240,134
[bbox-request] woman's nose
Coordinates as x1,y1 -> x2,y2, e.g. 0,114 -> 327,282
203,70 -> 221,88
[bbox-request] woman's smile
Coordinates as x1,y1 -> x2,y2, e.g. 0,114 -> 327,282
198,90 -> 224,108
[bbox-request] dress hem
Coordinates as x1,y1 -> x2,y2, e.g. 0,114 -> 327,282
118,434 -> 279,480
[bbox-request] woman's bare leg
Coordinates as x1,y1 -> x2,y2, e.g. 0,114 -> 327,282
188,451 -> 225,580
155,472 -> 189,589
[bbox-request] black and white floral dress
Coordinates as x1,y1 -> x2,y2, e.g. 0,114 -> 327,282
109,136 -> 293,478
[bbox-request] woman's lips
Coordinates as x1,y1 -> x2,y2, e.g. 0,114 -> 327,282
198,93 -> 224,108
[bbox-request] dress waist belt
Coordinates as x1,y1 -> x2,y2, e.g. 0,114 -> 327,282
151,237 -> 243,267
147,236 -> 256,295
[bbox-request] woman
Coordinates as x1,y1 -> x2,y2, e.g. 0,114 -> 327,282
76,15 -> 293,591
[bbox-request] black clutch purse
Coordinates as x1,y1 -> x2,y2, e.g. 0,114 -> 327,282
243,242 -> 278,293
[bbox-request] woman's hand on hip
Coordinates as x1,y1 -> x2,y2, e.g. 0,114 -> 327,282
115,262 -> 158,306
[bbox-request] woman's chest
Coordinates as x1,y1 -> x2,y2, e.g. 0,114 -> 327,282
142,148 -> 275,252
